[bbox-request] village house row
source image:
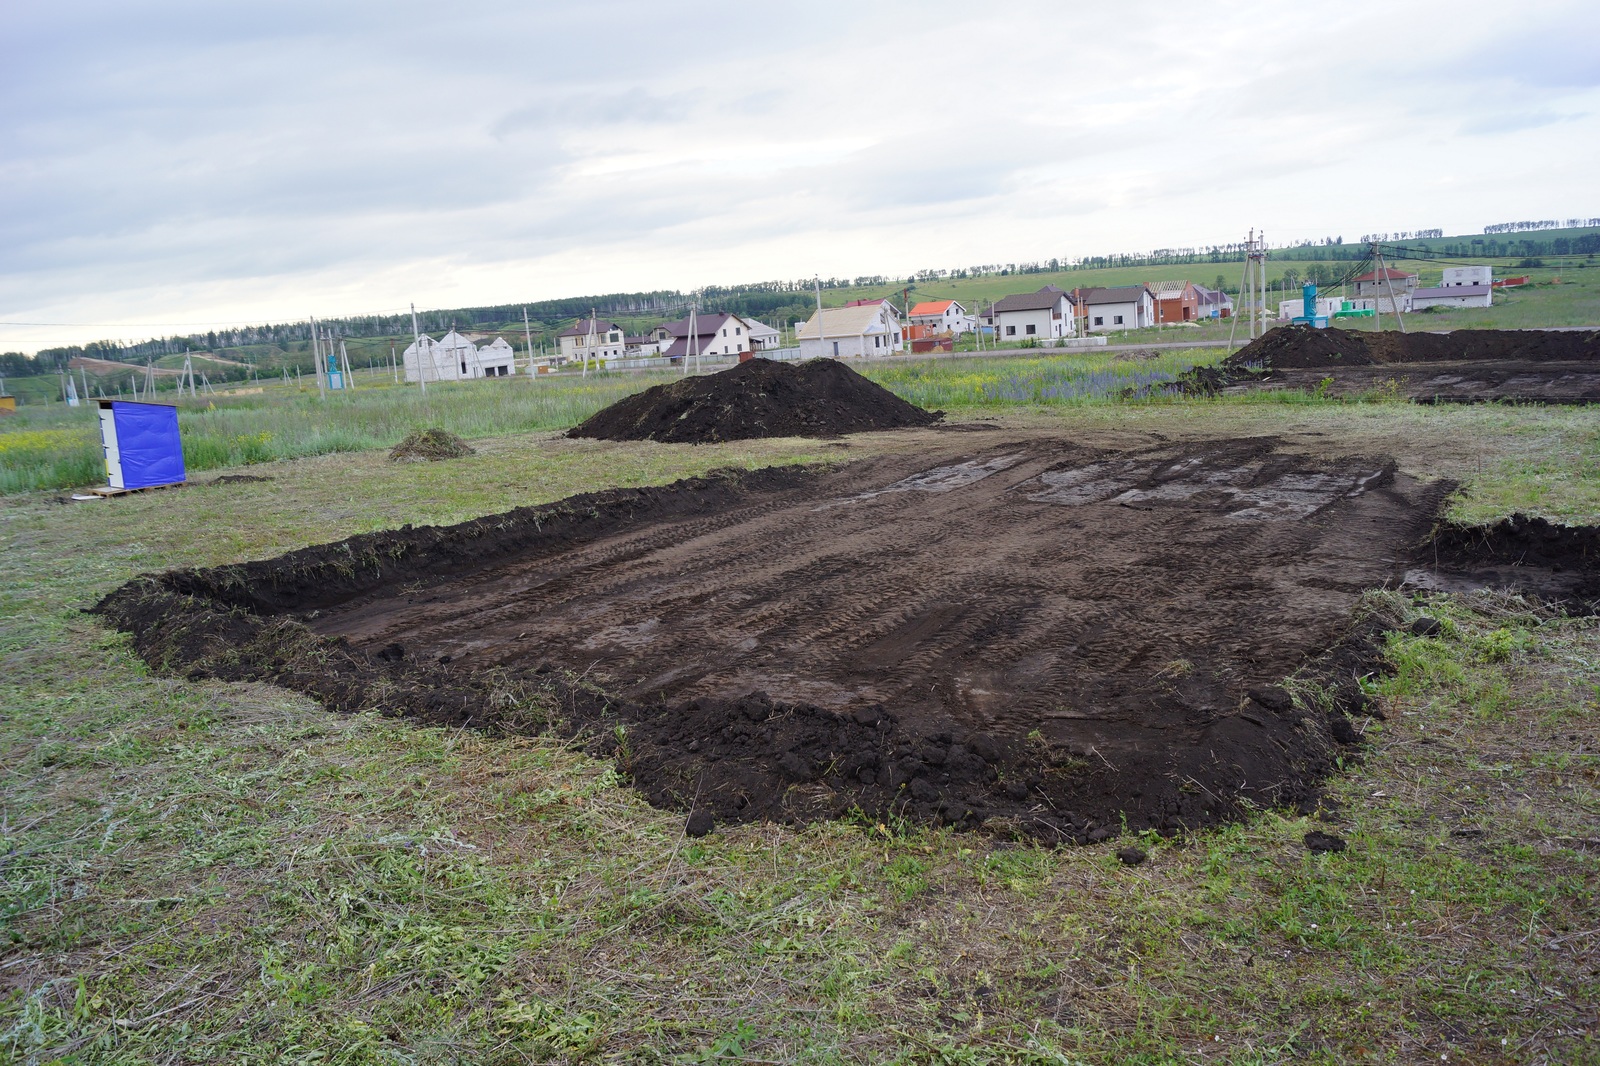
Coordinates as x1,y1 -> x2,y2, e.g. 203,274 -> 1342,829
398,281 -> 1248,380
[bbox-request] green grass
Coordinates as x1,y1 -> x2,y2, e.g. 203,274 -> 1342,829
0,372 -> 687,494
0,354 -> 1237,495
1,406 -> 1596,1063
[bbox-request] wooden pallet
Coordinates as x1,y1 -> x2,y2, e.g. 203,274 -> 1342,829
87,481 -> 187,498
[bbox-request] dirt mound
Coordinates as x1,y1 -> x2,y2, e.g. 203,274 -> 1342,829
389,428 -> 475,462
1232,327 -> 1377,370
567,358 -> 942,443
1174,327 -> 1600,403
95,439 -> 1505,843
1227,326 -> 1600,374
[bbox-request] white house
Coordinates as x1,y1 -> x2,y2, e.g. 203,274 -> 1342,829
1441,266 -> 1492,288
796,302 -> 904,359
908,299 -> 975,336
1194,284 -> 1233,319
1352,268 -> 1419,301
992,287 -> 1077,342
658,312 -> 752,360
557,318 -> 626,363
735,314 -> 783,350
1411,285 -> 1493,310
402,330 -> 516,382
1080,286 -> 1156,332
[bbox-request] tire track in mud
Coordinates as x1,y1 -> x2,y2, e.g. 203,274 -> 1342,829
100,436 -> 1521,841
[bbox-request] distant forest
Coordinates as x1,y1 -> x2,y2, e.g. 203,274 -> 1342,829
7,223 -> 1598,376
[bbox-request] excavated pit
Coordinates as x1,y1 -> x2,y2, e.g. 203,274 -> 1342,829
1176,326 -> 1600,404
93,437 -> 1597,841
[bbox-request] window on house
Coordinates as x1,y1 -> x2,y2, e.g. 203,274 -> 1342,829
1006,325 -> 1016,336
1093,317 -> 1104,326
1114,315 -> 1124,325
832,341 -> 839,357
460,362 -> 467,373
735,327 -> 741,335
1025,324 -> 1036,335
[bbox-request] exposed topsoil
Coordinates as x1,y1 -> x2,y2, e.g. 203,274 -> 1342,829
1176,326 -> 1600,404
91,440 -> 1598,843
567,357 -> 942,443
390,428 -> 475,461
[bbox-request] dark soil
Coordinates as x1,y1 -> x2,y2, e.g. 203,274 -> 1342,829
1304,830 -> 1347,853
390,428 -> 475,461
1174,326 -> 1600,404
1407,514 -> 1600,609
567,358 -> 942,443
92,440 -> 1600,843
211,474 -> 274,485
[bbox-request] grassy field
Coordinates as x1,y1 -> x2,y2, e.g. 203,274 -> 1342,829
2,371 -> 1598,1063
0,353 -> 1235,495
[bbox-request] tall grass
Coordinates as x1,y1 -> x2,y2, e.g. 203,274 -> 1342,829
860,350 -> 1223,407
0,373 -> 681,494
0,352 -> 1236,494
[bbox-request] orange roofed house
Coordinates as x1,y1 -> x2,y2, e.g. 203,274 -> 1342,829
907,299 -> 976,337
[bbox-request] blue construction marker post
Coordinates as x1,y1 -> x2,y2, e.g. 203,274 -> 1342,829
96,400 -> 186,491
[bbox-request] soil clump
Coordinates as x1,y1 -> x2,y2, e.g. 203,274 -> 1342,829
389,428 -> 475,462
92,440 -> 1598,843
567,357 -> 942,443
1173,326 -> 1600,404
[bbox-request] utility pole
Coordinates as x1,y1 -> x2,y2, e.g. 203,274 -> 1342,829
814,276 -> 827,359
522,307 -> 534,376
310,317 -> 326,398
583,309 -> 597,378
411,303 -> 426,395
1371,241 -> 1408,334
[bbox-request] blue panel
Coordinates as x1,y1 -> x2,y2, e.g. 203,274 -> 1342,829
112,402 -> 186,488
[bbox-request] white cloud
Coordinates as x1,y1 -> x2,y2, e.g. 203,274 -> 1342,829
2,0 -> 1599,351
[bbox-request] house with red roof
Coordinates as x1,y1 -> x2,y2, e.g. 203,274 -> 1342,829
1351,267 -> 1419,299
907,299 -> 975,336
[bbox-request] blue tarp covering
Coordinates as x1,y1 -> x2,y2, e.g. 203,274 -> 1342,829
113,402 -> 185,488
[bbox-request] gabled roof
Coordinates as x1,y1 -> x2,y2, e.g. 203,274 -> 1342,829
909,299 -> 960,316
659,312 -> 736,339
992,287 -> 1073,313
661,336 -> 721,359
557,318 -> 623,339
735,314 -> 780,336
438,329 -> 476,350
1079,285 -> 1152,305
1352,268 -> 1418,283
795,303 -> 894,339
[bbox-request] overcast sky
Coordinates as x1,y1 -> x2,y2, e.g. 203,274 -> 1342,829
3,0 -> 1598,352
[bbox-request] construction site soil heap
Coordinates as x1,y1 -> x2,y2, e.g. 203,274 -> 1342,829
568,357 -> 943,444
1176,326 -> 1600,404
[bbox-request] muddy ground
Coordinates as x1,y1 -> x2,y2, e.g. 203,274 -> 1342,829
1181,326 -> 1600,404
99,431 -> 1600,843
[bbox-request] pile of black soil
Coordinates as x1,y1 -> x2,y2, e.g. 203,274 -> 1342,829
1172,326 -> 1600,401
390,428 -> 475,462
567,357 -> 942,443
